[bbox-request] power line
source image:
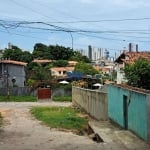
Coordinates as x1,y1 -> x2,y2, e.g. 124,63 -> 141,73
0,29 -> 48,41
1,20 -> 150,43
43,17 -> 150,24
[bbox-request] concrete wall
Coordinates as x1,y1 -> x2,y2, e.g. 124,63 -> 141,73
52,88 -> 72,97
0,63 -> 25,87
108,84 -> 150,142
0,87 -> 36,96
72,86 -> 108,120
147,95 -> 150,143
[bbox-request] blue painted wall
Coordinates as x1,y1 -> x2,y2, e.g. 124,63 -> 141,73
108,85 -> 148,140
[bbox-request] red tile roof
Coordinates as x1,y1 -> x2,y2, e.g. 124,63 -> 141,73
0,60 -> 27,66
68,61 -> 78,66
51,67 -> 74,72
32,59 -> 53,63
115,51 -> 150,64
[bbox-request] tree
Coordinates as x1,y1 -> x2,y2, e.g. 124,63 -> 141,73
74,62 -> 99,76
32,43 -> 49,59
31,64 -> 51,82
32,43 -> 74,60
26,62 -> 40,70
3,48 -> 22,61
48,45 -> 73,60
53,60 -> 68,67
124,58 -> 150,90
70,51 -> 91,63
21,51 -> 33,63
3,45 -> 33,63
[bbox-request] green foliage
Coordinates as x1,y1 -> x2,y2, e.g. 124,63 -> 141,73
53,60 -> 68,67
3,48 -> 22,61
111,71 -> 117,81
49,45 -> 74,60
31,106 -> 88,133
124,58 -> 150,90
25,62 -> 51,82
31,64 -> 51,82
3,45 -> 33,62
32,43 -> 50,59
74,62 -> 99,75
52,96 -> 72,102
70,51 -> 91,63
26,62 -> 40,70
0,96 -> 37,102
26,79 -> 36,87
32,43 -> 74,60
81,55 -> 91,63
21,51 -> 33,63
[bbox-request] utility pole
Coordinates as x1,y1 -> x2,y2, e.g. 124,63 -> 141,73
69,32 -> 73,50
4,67 -> 10,100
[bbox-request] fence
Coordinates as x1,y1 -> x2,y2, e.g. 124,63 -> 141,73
0,86 -> 72,97
52,88 -> 72,97
0,87 -> 36,96
72,86 -> 108,120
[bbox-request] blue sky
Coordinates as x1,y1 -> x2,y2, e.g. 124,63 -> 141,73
0,0 -> 150,57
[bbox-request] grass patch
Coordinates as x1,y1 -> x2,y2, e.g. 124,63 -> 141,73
31,106 -> 88,134
0,95 -> 37,102
52,96 -> 72,102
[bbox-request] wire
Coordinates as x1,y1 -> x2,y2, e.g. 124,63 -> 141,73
1,20 -> 150,43
45,17 -> 150,24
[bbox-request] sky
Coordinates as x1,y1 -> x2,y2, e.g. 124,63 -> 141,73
0,0 -> 150,57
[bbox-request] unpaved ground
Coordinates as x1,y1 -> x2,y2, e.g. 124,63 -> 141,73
0,102 -> 104,150
0,102 -> 150,150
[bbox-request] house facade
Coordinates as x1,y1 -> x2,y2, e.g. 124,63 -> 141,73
51,67 -> 74,77
0,60 -> 27,87
115,51 -> 150,84
108,84 -> 150,143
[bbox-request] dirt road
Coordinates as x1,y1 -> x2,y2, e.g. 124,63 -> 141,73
0,102 -> 150,150
0,102 -> 105,150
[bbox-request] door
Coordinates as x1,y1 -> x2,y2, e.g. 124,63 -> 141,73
123,95 -> 128,129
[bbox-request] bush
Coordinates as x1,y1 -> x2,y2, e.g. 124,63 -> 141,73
124,58 -> 150,90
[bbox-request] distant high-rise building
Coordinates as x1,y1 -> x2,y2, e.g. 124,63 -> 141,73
8,42 -> 12,49
104,49 -> 109,59
88,45 -> 92,60
129,43 -> 138,52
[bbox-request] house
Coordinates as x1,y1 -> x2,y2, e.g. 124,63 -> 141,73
51,67 -> 74,77
32,59 -> 54,64
108,84 -> 150,143
94,64 -> 115,75
32,59 -> 78,67
115,51 -> 150,84
68,61 -> 78,67
0,60 -> 27,87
